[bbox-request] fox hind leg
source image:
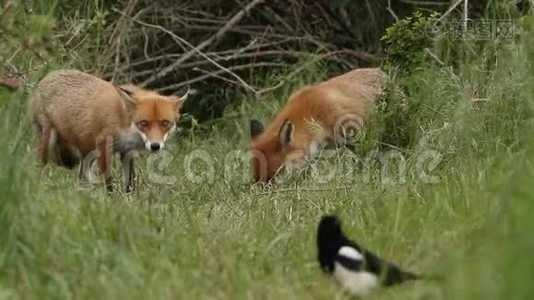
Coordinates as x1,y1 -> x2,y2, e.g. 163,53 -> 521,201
35,115 -> 54,165
57,146 -> 79,169
56,137 -> 80,169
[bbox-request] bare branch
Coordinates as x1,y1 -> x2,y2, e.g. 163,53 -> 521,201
463,0 -> 469,32
193,67 -> 241,87
125,50 -> 310,78
387,0 -> 399,22
161,24 -> 379,62
435,0 -> 464,24
112,38 -> 300,74
156,62 -> 287,93
131,0 -> 265,88
116,12 -> 259,93
425,48 -> 444,65
399,0 -> 449,5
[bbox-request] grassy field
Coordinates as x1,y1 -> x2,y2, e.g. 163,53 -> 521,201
1,4 -> 534,300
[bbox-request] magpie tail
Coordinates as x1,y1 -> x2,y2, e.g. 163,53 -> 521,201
402,270 -> 423,281
382,268 -> 423,286
402,271 -> 445,282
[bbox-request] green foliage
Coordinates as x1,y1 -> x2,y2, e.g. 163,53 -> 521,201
373,81 -> 414,149
0,1 -> 57,73
1,41 -> 533,297
519,14 -> 534,30
381,11 -> 440,76
1,1 -> 534,299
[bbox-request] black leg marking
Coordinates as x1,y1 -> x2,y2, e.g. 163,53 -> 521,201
121,150 -> 137,193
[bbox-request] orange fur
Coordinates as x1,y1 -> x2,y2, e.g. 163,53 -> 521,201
250,68 -> 388,182
30,69 -> 188,191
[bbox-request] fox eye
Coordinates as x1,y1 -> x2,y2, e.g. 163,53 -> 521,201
160,120 -> 171,128
138,120 -> 149,129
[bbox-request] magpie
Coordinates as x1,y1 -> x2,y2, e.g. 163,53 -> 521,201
317,215 -> 421,295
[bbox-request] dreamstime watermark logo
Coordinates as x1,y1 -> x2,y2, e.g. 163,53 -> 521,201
70,110 -> 444,189
139,147 -> 443,187
291,148 -> 442,186
426,19 -> 515,40
146,150 -> 176,185
75,144 -> 443,189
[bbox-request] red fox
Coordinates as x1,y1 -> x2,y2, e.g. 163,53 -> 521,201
30,69 -> 189,192
250,68 -> 388,182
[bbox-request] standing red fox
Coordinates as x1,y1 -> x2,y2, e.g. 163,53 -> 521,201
30,69 -> 189,192
250,68 -> 388,182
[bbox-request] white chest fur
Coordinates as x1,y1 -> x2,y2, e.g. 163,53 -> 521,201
114,124 -> 144,153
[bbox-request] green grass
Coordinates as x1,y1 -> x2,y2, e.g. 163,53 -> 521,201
2,5 -> 534,300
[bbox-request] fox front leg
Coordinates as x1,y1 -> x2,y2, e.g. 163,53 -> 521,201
96,136 -> 114,192
120,150 -> 137,193
35,117 -> 52,165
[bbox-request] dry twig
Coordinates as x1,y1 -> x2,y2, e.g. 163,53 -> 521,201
156,62 -> 286,93
435,0 -> 464,24
115,9 -> 259,93
135,0 -> 265,88
387,0 -> 399,21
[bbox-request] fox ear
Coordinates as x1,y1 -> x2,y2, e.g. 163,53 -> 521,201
171,86 -> 191,111
113,83 -> 135,105
279,119 -> 293,147
174,86 -> 191,102
250,120 -> 264,138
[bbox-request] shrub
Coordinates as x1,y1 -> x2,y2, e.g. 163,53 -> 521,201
381,11 -> 440,76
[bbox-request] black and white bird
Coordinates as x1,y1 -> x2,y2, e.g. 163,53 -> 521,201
317,215 -> 421,295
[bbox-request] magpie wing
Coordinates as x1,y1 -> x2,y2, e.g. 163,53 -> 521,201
335,245 -> 364,271
335,254 -> 363,271
360,246 -> 421,286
